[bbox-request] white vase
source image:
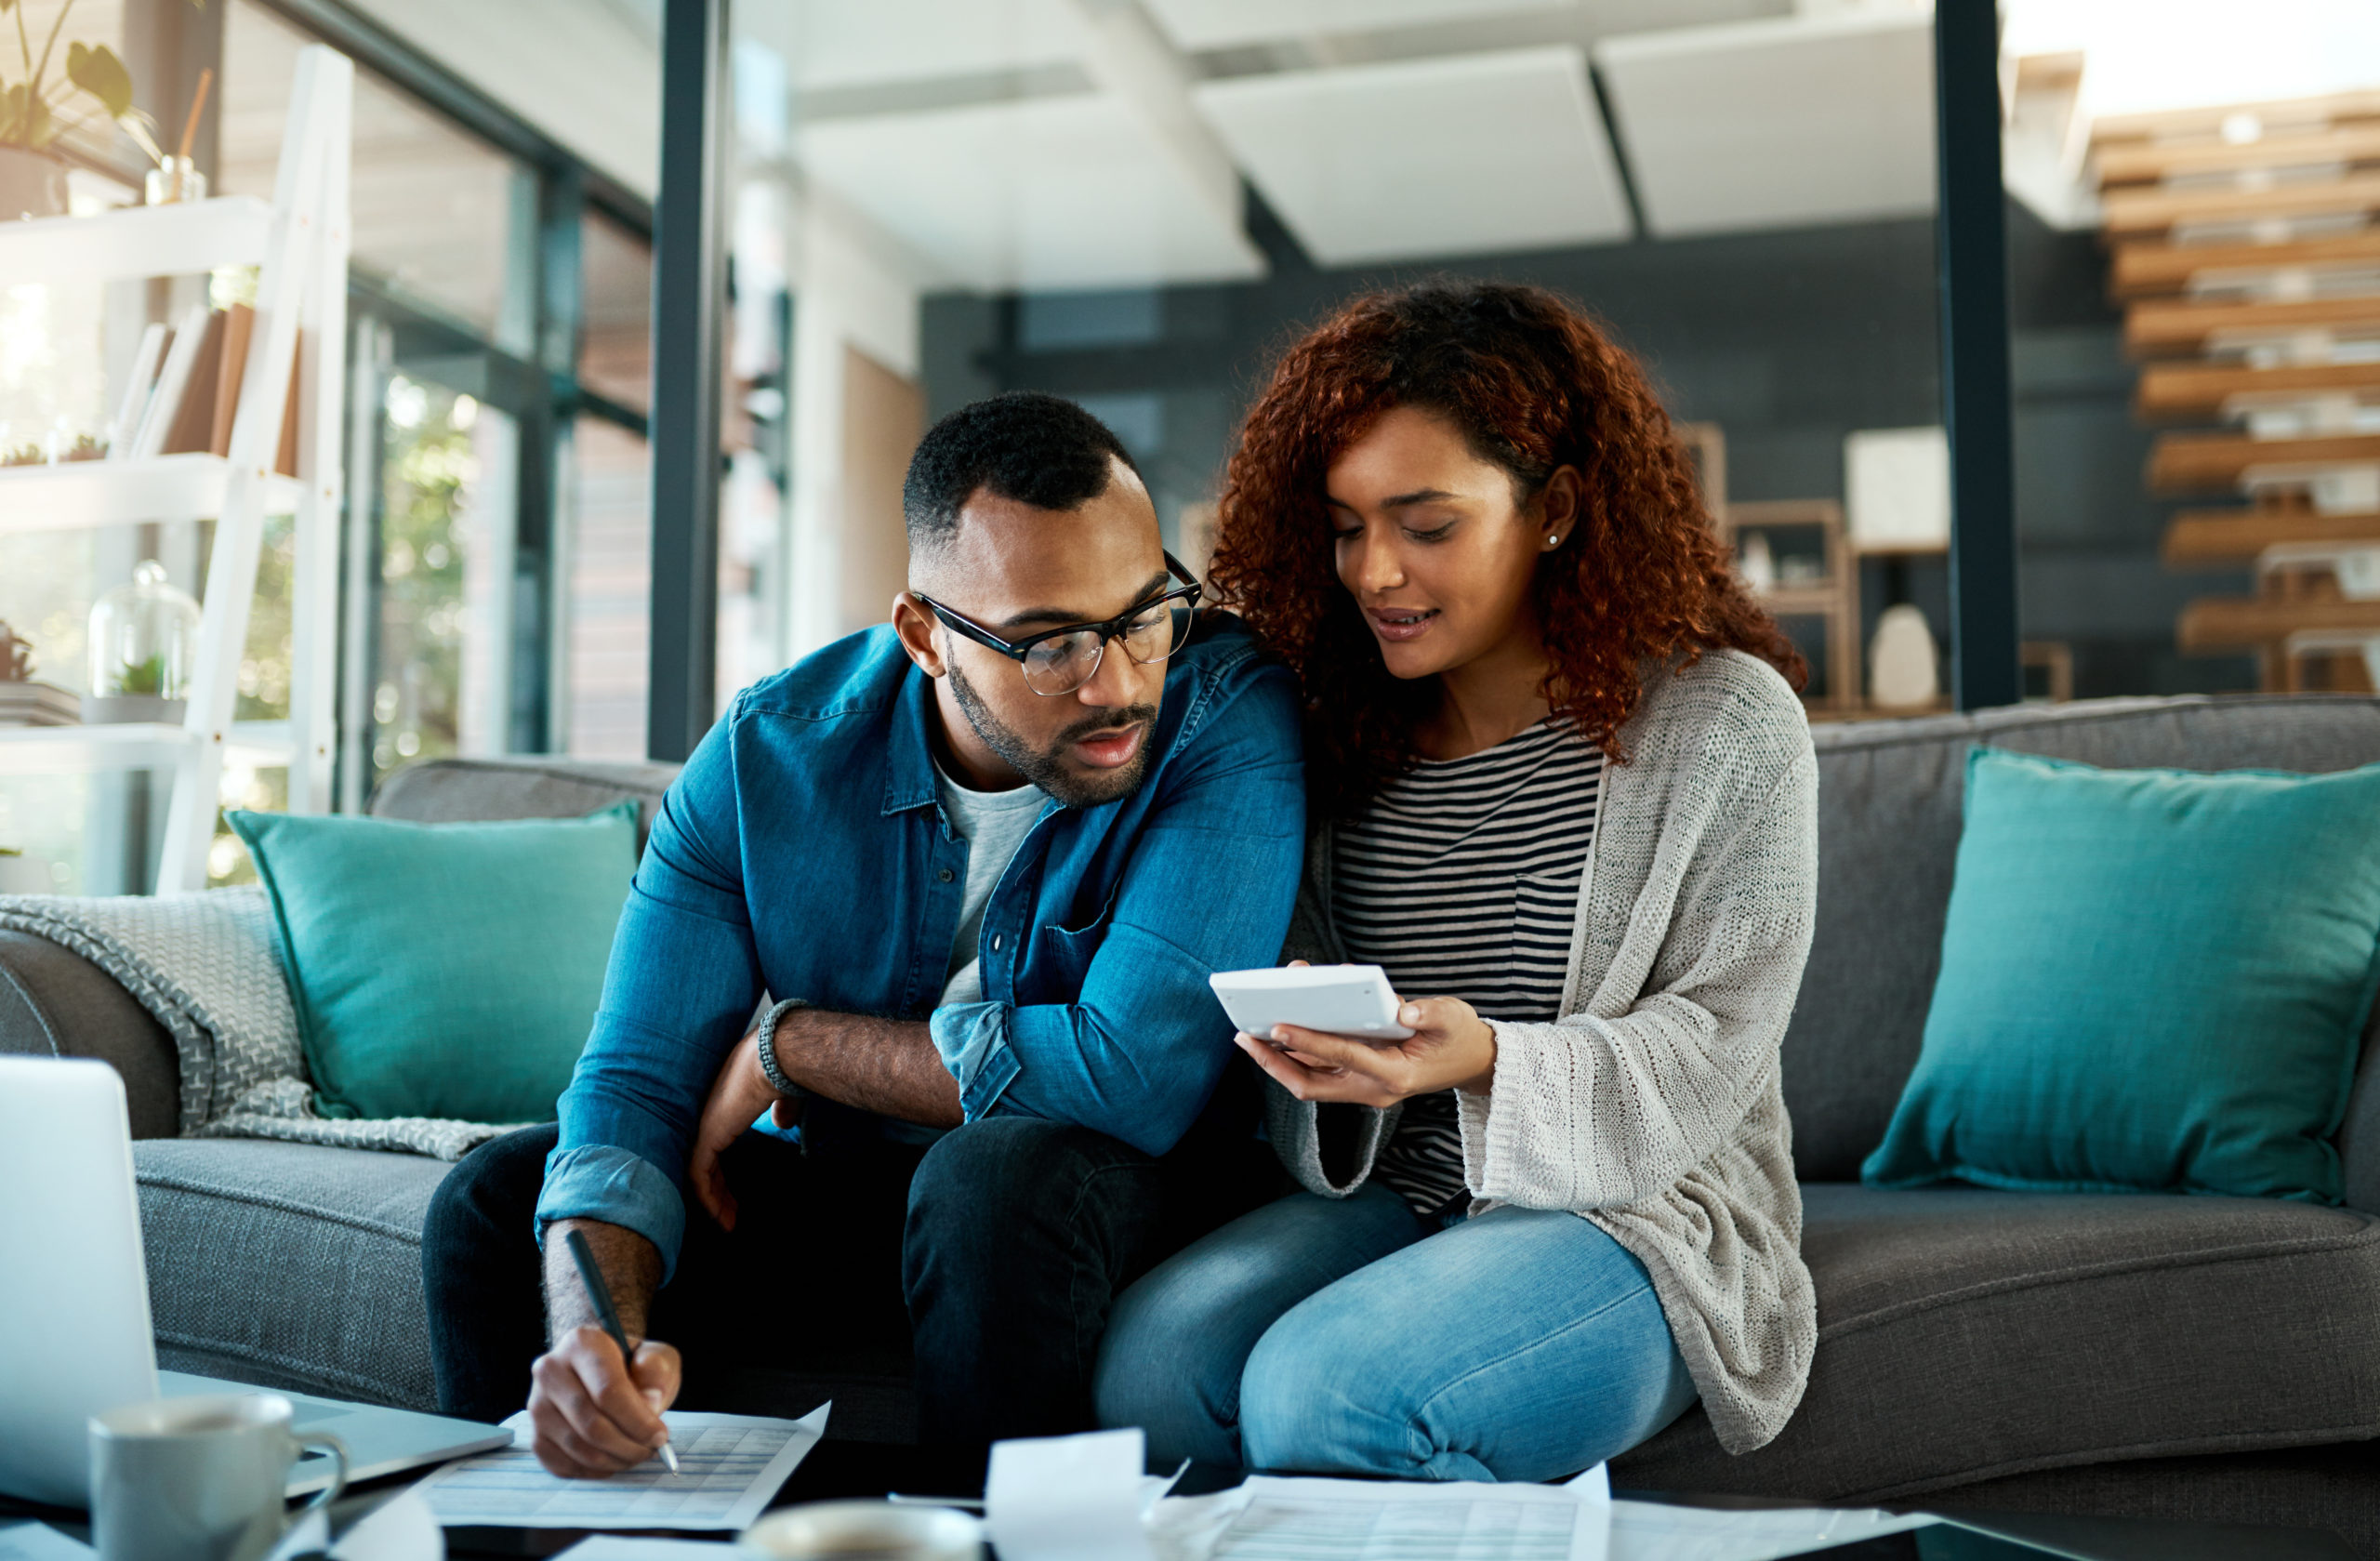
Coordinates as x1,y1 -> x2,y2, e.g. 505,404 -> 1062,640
1869,604 -> 1940,710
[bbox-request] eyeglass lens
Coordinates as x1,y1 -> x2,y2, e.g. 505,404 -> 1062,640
1021,601 -> 1195,695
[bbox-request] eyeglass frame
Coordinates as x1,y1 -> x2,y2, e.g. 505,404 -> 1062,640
913,553 -> 1205,695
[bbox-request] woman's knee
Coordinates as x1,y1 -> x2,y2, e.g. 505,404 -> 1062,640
1237,1302 -> 1422,1476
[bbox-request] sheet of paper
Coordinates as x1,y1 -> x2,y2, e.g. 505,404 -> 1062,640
0,1524 -> 94,1561
554,1540 -> 737,1559
412,1404 -> 827,1530
1607,1498 -> 1937,1561
986,1427 -> 1156,1561
1164,1475 -> 1606,1561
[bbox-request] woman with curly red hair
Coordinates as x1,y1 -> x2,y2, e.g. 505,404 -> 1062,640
1094,282 -> 1822,1479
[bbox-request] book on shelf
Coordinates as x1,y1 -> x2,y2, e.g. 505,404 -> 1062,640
121,303 -> 300,474
0,681 -> 83,727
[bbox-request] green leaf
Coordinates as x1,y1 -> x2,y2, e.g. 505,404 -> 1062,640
66,41 -> 130,121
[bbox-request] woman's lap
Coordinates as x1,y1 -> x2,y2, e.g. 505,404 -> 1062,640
1239,1204 -> 1697,1482
1097,1193 -> 1697,1482
1094,1184 -> 1426,1466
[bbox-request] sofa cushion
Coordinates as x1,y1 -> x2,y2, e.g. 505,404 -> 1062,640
230,803 -> 640,1123
1610,1182 -> 2380,1502
1789,695 -> 2380,1186
1865,749 -> 2380,1204
135,1138 -> 454,1410
0,927 -> 179,1138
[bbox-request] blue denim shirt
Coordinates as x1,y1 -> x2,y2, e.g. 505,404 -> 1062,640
536,614 -> 1305,1277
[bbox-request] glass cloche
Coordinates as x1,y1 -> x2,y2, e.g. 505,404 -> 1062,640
86,561 -> 200,722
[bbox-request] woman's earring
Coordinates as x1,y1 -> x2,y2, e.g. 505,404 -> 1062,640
1545,533 -> 1562,548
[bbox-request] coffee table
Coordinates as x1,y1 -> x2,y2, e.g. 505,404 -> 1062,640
7,1451 -> 2360,1560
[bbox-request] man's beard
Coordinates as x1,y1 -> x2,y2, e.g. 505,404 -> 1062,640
947,662 -> 1158,809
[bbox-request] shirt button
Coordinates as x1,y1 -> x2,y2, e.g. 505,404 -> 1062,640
991,934 -> 1003,952
938,868 -> 954,882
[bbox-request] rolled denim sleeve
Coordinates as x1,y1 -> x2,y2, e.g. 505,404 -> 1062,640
940,662 -> 1305,1156
542,705 -> 763,1281
535,1144 -> 686,1278
930,1001 -> 1017,1121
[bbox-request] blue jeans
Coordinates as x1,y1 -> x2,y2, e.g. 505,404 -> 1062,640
1093,1186 -> 1699,1482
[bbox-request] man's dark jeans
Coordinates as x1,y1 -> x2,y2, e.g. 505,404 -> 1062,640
422,1105 -> 1279,1448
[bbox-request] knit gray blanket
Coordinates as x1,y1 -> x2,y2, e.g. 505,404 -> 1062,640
0,888 -> 521,1159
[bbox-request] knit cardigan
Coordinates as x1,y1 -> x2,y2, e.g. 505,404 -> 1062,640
1267,647 -> 1819,1455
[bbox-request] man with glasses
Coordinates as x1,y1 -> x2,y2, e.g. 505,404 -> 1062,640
422,392 -> 1304,1475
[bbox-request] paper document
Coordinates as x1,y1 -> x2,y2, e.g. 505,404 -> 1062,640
986,1428 -> 1157,1561
0,1524 -> 94,1561
1154,1475 -> 1607,1561
1607,1499 -> 1937,1561
414,1403 -> 827,1529
554,1541 -> 736,1559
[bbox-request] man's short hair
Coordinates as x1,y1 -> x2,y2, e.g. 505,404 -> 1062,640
903,391 -> 1139,562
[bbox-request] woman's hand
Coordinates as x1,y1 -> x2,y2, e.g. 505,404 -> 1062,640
687,1023 -> 796,1232
1236,990 -> 1498,1108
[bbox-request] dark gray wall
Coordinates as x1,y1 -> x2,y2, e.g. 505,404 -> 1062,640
920,200 -> 2257,701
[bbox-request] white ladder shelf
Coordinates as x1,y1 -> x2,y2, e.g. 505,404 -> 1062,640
0,46 -> 352,893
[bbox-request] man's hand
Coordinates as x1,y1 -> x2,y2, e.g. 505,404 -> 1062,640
1236,992 -> 1498,1107
526,1325 -> 683,1478
532,1221 -> 677,1478
688,1025 -> 789,1232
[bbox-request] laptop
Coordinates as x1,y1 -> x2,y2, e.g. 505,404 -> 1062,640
0,1056 -> 511,1509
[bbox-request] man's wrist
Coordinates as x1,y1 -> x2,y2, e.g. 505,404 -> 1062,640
754,999 -> 808,1096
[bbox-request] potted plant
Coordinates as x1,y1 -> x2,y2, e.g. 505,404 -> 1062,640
0,0 -> 198,219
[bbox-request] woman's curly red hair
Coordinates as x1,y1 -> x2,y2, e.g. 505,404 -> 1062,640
1209,280 -> 1805,816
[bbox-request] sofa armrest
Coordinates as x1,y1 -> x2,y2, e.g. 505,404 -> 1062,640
0,928 -> 179,1138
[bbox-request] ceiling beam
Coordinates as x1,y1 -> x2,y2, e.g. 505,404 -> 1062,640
1060,0 -> 1247,244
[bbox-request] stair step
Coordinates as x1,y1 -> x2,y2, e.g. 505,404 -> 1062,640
2111,231 -> 2380,299
2149,432 -> 2380,494
2097,124 -> 2380,187
2136,359 -> 2380,421
2179,594 -> 2380,651
2164,507 -> 2380,564
2125,293 -> 2380,357
2093,89 -> 2380,148
2101,171 -> 2380,237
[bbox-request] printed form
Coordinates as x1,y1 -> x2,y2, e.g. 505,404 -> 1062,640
414,1404 -> 828,1529
1154,1475 -> 1608,1561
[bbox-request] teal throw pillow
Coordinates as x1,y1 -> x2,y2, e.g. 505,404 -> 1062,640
229,801 -> 639,1123
1863,747 -> 2380,1204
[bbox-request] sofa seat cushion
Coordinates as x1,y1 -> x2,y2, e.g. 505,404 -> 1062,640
134,1139 -> 454,1411
1611,1183 -> 2380,1502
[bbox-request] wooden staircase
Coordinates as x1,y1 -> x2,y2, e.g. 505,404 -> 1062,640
2104,88 -> 2380,692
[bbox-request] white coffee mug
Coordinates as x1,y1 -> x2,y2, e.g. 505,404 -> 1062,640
742,1500 -> 985,1560
88,1394 -> 349,1561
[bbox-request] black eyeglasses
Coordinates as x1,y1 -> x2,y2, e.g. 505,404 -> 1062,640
916,554 -> 1204,696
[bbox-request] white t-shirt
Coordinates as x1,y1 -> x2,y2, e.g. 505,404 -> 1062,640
932,761 -> 1049,1007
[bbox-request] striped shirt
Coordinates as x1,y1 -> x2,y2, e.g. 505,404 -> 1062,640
1332,721 -> 1604,1217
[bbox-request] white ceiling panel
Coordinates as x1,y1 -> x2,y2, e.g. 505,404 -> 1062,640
1144,0 -> 1567,52
763,0 -> 1087,91
798,95 -> 1267,293
1595,12 -> 1936,238
1195,46 -> 1633,264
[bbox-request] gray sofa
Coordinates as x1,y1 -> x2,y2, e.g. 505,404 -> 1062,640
6,697 -> 2379,1549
